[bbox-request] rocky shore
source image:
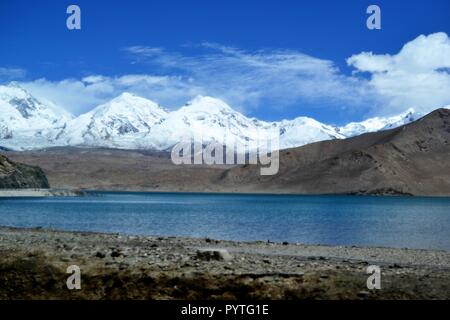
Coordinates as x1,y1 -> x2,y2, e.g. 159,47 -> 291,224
0,226 -> 449,299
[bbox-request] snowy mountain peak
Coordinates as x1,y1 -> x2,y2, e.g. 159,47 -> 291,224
143,95 -> 276,150
275,116 -> 345,150
91,92 -> 167,118
116,91 -> 136,98
111,92 -> 145,102
6,81 -> 23,88
182,96 -> 235,114
338,108 -> 422,137
280,116 -> 328,128
0,82 -> 71,131
58,94 -> 169,148
1,82 -> 37,104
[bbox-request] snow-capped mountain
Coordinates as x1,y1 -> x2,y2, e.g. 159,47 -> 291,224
146,96 -> 273,150
338,108 -> 421,137
0,83 -> 73,148
142,96 -> 347,151
0,82 -> 437,152
0,82 -> 72,130
58,92 -> 168,149
276,117 -> 345,149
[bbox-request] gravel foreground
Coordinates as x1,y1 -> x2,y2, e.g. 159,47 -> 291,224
0,226 -> 449,300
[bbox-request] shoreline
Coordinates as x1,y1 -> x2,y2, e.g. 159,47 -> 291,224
0,226 -> 449,299
0,188 -> 86,197
8,187 -> 450,199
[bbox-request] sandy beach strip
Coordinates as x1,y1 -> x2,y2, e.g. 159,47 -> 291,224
0,189 -> 85,197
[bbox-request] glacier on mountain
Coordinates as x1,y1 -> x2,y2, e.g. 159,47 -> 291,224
0,82 -> 431,151
338,108 -> 421,137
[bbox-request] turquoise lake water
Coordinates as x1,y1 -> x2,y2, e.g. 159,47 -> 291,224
0,192 -> 449,250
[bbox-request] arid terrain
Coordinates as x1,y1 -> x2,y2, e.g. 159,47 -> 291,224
4,108 -> 450,196
223,108 -> 450,196
0,226 -> 449,299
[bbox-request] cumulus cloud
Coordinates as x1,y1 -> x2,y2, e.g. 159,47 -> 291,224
347,32 -> 450,115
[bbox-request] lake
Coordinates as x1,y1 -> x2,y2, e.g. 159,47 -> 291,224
0,192 -> 449,251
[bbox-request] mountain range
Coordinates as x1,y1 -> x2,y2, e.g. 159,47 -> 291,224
217,108 -> 450,196
0,82 -> 431,151
5,107 -> 450,196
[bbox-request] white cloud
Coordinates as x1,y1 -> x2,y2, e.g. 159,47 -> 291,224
81,75 -> 107,84
0,67 -> 26,80
20,75 -> 204,115
123,42 -> 372,113
347,32 -> 450,115
14,32 -> 450,118
20,45 -> 369,116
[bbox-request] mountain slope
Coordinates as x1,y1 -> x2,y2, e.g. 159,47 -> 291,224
0,154 -> 49,189
147,96 -> 273,150
0,83 -> 73,149
219,108 -> 450,196
58,93 -> 168,148
0,82 -> 72,130
338,108 -> 421,137
277,117 -> 345,149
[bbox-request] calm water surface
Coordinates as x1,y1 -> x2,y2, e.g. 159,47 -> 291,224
0,192 -> 449,251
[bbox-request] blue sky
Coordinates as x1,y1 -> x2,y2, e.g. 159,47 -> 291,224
1,0 -> 449,124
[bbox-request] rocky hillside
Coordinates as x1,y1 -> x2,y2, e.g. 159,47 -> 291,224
0,154 -> 49,189
220,108 -> 450,196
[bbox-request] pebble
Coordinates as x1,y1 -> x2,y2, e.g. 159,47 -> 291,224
95,251 -> 106,258
111,250 -> 123,258
196,249 -> 233,262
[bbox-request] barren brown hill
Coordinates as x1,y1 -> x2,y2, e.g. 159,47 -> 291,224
5,148 -> 233,192
5,108 -> 450,196
219,108 -> 450,196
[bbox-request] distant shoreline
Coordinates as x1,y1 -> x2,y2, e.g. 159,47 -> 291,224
0,187 -> 405,198
3,187 -> 450,199
0,188 -> 86,197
